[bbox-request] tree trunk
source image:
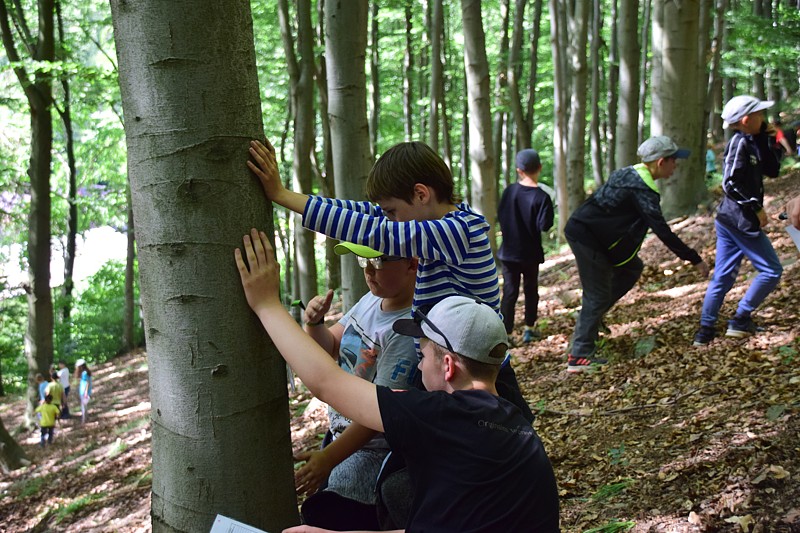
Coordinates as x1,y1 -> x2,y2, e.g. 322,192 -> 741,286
123,182 -> 136,352
56,0 -> 77,356
589,0 -> 604,186
403,1 -> 414,142
638,0 -> 651,146
369,2 -> 379,158
325,0 -> 371,311
0,0 -> 57,425
491,0 -> 510,186
315,0 -> 340,294
606,0 -> 619,177
566,0 -> 588,213
0,416 -> 29,474
526,0 -> 543,142
651,0 -> 705,218
429,0 -> 444,153
508,0 -> 531,151
616,0 -> 639,167
109,1 -> 298,530
461,0 -> 497,247
418,0 -> 431,142
549,0 -> 569,237
707,0 -> 726,141
279,0 -> 319,308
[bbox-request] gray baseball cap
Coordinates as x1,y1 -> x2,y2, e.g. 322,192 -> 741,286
637,136 -> 691,162
392,296 -> 507,364
721,95 -> 774,128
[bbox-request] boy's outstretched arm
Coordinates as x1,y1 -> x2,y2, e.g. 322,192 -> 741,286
247,140 -> 308,214
235,229 -> 384,433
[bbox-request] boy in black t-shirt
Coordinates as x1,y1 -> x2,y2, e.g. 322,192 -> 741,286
235,229 -> 560,533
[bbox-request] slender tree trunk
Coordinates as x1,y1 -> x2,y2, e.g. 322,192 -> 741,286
429,0 -> 444,153
0,416 -> 29,473
279,0 -> 318,307
1,0 -> 57,425
549,0 -> 569,237
55,0 -> 76,355
461,0 -> 497,247
109,1 -> 299,529
460,90 -> 471,201
616,0 -> 639,167
508,0 -> 531,150
752,0 -> 766,98
526,0 -> 543,141
589,0 -> 604,186
566,0 -> 588,213
492,0 -> 510,186
403,1 -> 414,142
707,0 -> 726,141
325,0 -> 371,311
651,0 -> 705,217
606,0 -> 619,177
316,0 -> 340,294
369,2 -> 379,158
638,0 -> 651,145
419,0 -> 431,142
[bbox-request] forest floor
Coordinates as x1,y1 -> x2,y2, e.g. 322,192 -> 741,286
1,171 -> 799,533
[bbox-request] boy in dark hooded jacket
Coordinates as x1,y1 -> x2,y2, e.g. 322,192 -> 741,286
565,136 -> 709,372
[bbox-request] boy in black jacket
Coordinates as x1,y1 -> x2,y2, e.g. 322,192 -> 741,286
693,96 -> 782,346
565,136 -> 709,373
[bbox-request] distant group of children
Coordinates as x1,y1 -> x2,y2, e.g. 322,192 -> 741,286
34,359 -> 93,447
233,93 -> 791,533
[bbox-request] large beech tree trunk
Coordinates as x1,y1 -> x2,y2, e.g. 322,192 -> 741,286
325,0 -> 371,311
109,1 -> 298,530
616,0 -> 640,167
0,416 -> 29,474
651,0 -> 706,218
461,0 -> 497,245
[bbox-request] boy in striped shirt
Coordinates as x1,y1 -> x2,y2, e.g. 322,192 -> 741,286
247,139 -> 532,420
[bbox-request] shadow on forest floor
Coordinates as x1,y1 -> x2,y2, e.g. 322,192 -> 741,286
1,172 -> 799,532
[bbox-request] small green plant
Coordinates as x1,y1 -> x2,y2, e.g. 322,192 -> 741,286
18,476 -> 45,498
534,399 -> 547,415
608,445 -> 629,466
777,344 -> 797,364
633,335 -> 656,358
53,492 -> 106,523
592,479 -> 634,501
584,519 -> 636,533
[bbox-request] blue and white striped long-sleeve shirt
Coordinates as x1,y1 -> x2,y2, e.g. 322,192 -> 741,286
302,195 -> 501,317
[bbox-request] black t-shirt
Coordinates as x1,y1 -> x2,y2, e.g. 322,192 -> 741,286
497,182 -> 554,264
377,386 -> 560,532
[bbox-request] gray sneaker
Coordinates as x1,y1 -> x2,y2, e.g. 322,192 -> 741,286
725,315 -> 763,338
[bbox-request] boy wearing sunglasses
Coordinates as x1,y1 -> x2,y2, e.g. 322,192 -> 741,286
235,229 -> 560,533
296,242 -> 418,529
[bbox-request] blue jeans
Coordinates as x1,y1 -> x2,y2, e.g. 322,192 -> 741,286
700,220 -> 782,326
568,238 -> 643,358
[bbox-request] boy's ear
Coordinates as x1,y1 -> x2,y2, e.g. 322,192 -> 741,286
412,183 -> 433,205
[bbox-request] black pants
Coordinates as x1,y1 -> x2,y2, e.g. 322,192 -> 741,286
500,260 -> 541,334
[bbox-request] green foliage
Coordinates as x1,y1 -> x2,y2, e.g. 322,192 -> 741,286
18,476 -> 46,499
107,438 -> 128,457
607,445 -> 629,467
592,479 -> 634,502
583,519 -> 636,533
54,259 -> 143,363
53,492 -> 106,523
0,293 -> 28,393
114,415 -> 149,435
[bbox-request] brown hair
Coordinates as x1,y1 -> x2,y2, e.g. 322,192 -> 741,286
431,343 -> 502,382
366,142 -> 457,204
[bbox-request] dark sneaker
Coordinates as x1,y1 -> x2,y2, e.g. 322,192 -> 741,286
725,315 -> 762,338
522,328 -> 541,343
693,325 -> 716,346
567,354 -> 608,373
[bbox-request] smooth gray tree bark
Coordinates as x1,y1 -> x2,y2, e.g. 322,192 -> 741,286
549,0 -> 569,237
589,0 -> 604,186
109,1 -> 298,530
616,0 -> 640,167
403,1 -> 414,142
279,0 -> 319,307
651,0 -> 706,218
461,0 -> 497,245
566,0 -> 589,213
0,416 -> 29,473
429,0 -> 444,153
325,0 -> 371,311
